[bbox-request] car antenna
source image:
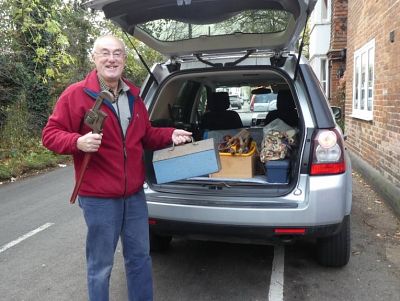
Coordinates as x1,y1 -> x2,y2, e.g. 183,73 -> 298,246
293,11 -> 310,81
124,31 -> 159,85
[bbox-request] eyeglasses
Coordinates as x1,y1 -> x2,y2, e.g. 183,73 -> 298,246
94,51 -> 125,59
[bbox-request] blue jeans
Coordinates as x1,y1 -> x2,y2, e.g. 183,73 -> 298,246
79,190 -> 153,301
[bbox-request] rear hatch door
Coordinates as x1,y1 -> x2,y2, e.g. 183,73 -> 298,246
86,0 -> 317,58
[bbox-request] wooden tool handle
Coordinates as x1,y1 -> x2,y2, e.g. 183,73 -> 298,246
69,153 -> 92,204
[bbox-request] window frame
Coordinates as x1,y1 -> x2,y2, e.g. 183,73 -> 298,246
320,57 -> 328,96
321,0 -> 330,22
352,39 -> 375,121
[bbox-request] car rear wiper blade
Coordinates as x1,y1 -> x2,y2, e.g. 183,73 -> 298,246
195,49 -> 256,68
224,49 -> 256,67
194,53 -> 223,68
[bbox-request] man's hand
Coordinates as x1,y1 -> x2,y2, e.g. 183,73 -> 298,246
77,132 -> 103,152
172,129 -> 192,145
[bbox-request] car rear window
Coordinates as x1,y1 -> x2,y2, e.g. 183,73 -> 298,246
138,9 -> 290,42
255,94 -> 277,103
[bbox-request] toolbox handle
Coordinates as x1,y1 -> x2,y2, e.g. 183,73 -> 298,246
170,137 -> 197,151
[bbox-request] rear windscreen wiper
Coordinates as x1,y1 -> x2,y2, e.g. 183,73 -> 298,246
195,49 -> 256,68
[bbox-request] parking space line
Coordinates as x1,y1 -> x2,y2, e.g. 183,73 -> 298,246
268,245 -> 284,301
0,222 -> 54,254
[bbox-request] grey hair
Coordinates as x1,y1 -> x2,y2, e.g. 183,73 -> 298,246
91,34 -> 126,55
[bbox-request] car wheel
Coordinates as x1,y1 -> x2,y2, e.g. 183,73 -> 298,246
150,232 -> 172,252
316,215 -> 350,267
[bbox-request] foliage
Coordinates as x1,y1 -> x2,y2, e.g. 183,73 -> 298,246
0,0 -> 73,133
0,93 -> 31,152
0,141 -> 69,181
59,0 -> 106,86
0,93 -> 69,181
0,0 -> 165,180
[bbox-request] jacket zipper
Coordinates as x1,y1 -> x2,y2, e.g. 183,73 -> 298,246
112,109 -> 128,198
122,111 -> 137,198
122,134 -> 127,198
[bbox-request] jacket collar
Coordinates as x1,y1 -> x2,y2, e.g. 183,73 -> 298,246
83,70 -> 136,116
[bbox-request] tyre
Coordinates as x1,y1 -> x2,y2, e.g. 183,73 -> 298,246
150,232 -> 172,252
316,215 -> 351,267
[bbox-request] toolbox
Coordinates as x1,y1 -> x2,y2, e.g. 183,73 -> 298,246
210,141 -> 257,179
152,138 -> 221,184
265,159 -> 290,183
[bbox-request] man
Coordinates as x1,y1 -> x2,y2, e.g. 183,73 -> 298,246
42,35 -> 192,301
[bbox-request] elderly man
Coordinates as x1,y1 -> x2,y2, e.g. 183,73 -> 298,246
42,35 -> 192,301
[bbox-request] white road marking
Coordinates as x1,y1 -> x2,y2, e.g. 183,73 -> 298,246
268,245 -> 285,301
0,222 -> 54,254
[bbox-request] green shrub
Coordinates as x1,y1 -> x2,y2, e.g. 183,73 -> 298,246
0,164 -> 12,180
0,99 -> 70,181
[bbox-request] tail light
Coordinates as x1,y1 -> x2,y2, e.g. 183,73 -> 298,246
310,129 -> 346,175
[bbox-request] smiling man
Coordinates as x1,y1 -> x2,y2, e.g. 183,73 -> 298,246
92,35 -> 126,95
42,35 -> 191,301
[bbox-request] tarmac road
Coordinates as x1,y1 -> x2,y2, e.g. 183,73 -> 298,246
0,166 -> 399,301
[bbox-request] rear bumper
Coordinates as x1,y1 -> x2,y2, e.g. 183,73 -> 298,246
150,216 -> 349,241
146,173 -> 351,225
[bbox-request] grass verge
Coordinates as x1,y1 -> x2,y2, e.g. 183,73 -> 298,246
0,141 -> 70,182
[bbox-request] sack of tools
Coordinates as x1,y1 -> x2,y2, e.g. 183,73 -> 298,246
260,119 -> 297,163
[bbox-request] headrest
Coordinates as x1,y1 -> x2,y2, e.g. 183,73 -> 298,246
210,92 -> 230,111
277,90 -> 296,112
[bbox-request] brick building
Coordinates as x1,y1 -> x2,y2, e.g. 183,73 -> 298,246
345,0 -> 400,214
310,0 -> 400,215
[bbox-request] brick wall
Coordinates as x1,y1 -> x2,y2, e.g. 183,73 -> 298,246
330,0 -> 348,49
345,0 -> 400,187
328,0 -> 348,106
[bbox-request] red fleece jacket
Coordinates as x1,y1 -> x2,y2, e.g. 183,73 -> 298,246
42,70 -> 174,198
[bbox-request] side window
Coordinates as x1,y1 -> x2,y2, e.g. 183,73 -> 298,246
352,39 -> 375,120
174,81 -> 201,123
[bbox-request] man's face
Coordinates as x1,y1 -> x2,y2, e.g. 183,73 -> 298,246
92,36 -> 126,84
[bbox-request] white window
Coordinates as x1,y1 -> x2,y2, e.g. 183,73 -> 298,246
321,0 -> 328,21
352,39 -> 375,120
320,58 -> 328,96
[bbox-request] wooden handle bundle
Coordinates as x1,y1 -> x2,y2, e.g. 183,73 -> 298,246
218,129 -> 253,155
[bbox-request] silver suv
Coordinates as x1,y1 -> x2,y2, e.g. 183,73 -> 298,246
89,0 -> 352,267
